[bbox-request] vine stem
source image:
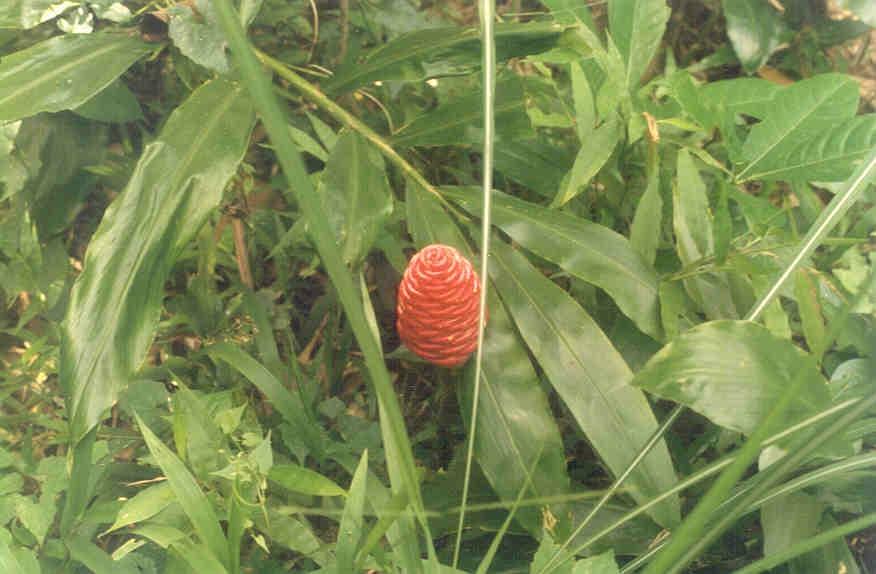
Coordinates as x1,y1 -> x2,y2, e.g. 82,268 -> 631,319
453,0 -> 496,568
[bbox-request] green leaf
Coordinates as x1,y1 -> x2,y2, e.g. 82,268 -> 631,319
699,78 -> 783,120
67,536 -> 139,574
444,187 -> 662,339
73,79 -> 143,123
674,150 -> 738,319
489,238 -> 680,528
570,62 -> 595,140
835,0 -> 876,26
493,138 -> 573,198
741,113 -> 876,182
573,551 -> 620,574
632,320 -> 832,435
608,0 -> 670,89
336,451 -> 368,570
795,268 -> 827,355
722,0 -> 787,73
552,114 -> 621,206
320,130 -> 393,266
406,186 -> 571,534
737,74 -> 860,182
630,146 -> 662,266
170,540 -> 230,574
325,22 -> 567,94
105,482 -> 175,534
761,492 -> 824,559
169,0 -> 230,73
61,77 -> 254,444
269,464 -> 346,497
391,77 -> 530,147
0,0 -> 77,29
136,415 -> 229,569
208,343 -> 326,458
0,32 -> 152,122
0,534 -> 23,573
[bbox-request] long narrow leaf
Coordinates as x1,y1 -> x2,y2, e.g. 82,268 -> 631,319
488,238 -> 679,527
61,77 -> 254,444
136,415 -> 229,569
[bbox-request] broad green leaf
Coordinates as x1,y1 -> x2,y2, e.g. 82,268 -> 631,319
262,511 -> 333,566
494,138 -> 573,198
699,78 -> 783,120
571,62 -> 595,140
741,113 -> 876,182
834,0 -> 876,27
737,74 -> 860,182
208,343 -> 326,458
630,147 -> 662,266
552,115 -> 621,206
391,77 -> 530,147
168,0 -> 230,73
105,482 -> 175,534
674,150 -> 738,319
0,535 -> 22,573
325,22 -> 567,94
0,32 -> 152,122
722,0 -> 787,73
67,536 -> 139,574
541,0 -> 596,26
73,80 -> 143,123
443,187 -> 662,339
137,416 -> 229,569
761,492 -> 823,559
489,239 -> 679,527
269,464 -> 346,497
61,78 -> 254,444
795,268 -> 827,354
632,320 -> 832,435
170,540 -> 230,574
573,551 -> 620,574
336,451 -> 368,571
288,124 -> 328,161
406,186 -> 571,534
608,0 -> 670,88
320,130 -> 393,266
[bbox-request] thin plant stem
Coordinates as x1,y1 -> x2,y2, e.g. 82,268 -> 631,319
453,0 -> 496,568
254,49 -> 451,207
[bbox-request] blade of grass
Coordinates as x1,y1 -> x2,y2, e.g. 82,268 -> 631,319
732,512 -> 876,574
452,0 -> 495,568
210,2 -> 436,566
536,406 -> 682,574
746,147 -> 876,320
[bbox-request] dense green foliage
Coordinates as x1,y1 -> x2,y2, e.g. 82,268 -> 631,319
0,0 -> 875,572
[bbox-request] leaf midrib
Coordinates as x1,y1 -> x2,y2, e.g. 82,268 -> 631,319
737,81 -> 851,182
0,35 -> 145,112
71,83 -> 244,431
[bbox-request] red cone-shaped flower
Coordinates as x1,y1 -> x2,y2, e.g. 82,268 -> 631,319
396,244 -> 484,367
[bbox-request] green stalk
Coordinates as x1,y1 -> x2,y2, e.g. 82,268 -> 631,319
732,512 -> 876,574
211,0 -> 436,564
255,49 -> 449,206
452,0 -> 496,567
